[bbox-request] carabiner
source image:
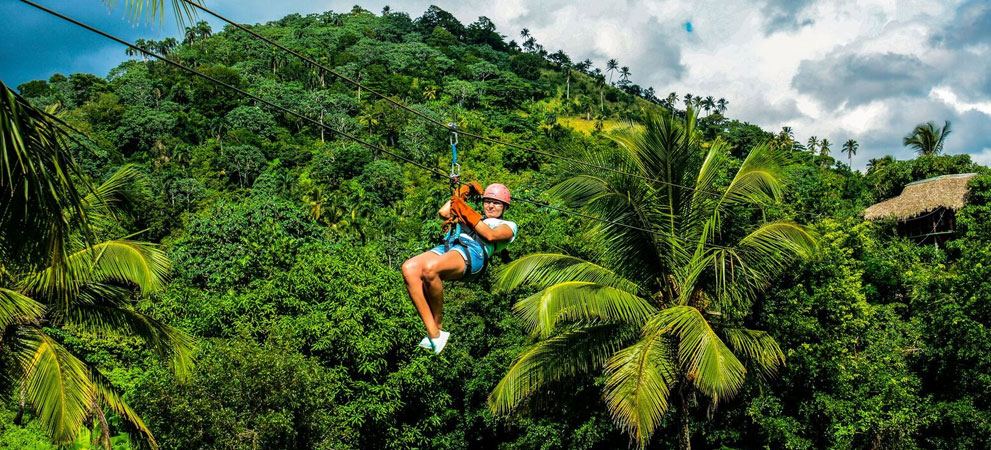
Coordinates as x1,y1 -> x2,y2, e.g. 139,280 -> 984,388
448,123 -> 460,180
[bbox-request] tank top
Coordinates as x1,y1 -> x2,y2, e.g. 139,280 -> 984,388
458,218 -> 518,259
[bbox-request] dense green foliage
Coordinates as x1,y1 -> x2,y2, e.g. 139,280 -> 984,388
4,5 -> 991,449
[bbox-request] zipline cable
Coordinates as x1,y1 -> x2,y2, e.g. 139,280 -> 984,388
174,0 -> 746,201
16,0 -> 806,246
14,0 -> 449,182
176,0 -> 832,223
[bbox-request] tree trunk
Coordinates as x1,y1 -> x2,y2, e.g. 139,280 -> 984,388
566,74 -> 570,100
678,385 -> 692,450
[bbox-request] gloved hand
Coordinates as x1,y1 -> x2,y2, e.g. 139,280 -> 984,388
456,181 -> 484,199
441,216 -> 457,233
450,195 -> 483,227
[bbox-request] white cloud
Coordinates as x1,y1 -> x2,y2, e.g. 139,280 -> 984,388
9,0 -> 989,171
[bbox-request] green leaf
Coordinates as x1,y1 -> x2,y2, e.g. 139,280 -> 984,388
15,328 -> 93,443
489,324 -> 631,415
722,328 -> 786,380
495,253 -> 639,294
602,330 -> 677,446
0,287 -> 45,328
648,306 -> 746,403
514,281 -> 656,338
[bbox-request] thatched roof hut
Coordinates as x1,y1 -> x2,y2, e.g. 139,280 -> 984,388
864,173 -> 977,221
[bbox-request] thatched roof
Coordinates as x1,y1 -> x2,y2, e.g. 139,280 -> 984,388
864,173 -> 977,221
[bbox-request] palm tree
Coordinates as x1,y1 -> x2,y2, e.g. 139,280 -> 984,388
522,37 -> 537,53
618,66 -> 632,86
520,28 -> 530,40
607,59 -> 619,85
843,139 -> 858,166
819,138 -> 831,157
683,93 -> 693,109
716,98 -> 728,114
773,127 -> 795,152
701,96 -> 715,116
2,81 -> 192,448
806,136 -> 819,154
489,108 -> 816,449
903,120 -> 952,156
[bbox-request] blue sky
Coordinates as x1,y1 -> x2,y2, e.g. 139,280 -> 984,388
2,0 -> 989,169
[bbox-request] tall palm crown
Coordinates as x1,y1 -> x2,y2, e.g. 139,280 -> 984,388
843,139 -> 858,165
807,136 -> 819,154
607,59 -> 618,84
819,138 -> 831,157
903,120 -> 951,156
489,109 -> 816,447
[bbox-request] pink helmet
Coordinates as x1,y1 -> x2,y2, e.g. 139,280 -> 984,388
483,183 -> 511,205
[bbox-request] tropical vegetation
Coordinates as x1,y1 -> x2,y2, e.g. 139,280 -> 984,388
1,4 -> 989,449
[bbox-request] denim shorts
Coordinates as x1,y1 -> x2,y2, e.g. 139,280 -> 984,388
429,235 -> 485,277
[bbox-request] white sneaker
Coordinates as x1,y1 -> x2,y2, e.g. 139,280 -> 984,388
430,330 -> 450,354
418,336 -> 432,349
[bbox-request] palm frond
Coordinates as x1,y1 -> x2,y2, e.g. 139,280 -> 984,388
489,324 -> 631,415
61,299 -> 194,380
648,306 -> 746,403
495,253 -> 640,294
102,0 -> 201,28
1,81 -> 91,269
514,282 -> 656,338
718,141 -> 791,208
15,328 -> 93,443
602,329 -> 678,446
721,328 -> 785,380
22,240 -> 171,301
91,368 -> 158,449
79,164 -> 145,229
737,220 -> 817,278
543,174 -> 618,209
0,287 -> 45,328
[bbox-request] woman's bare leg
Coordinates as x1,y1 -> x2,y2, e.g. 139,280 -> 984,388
402,252 -> 443,338
422,250 -> 467,331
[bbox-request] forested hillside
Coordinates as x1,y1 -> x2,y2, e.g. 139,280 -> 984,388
3,5 -> 990,449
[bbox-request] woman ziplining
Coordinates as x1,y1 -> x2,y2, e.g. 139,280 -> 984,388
401,182 -> 518,354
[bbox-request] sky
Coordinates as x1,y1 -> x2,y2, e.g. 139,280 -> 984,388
2,0 -> 989,169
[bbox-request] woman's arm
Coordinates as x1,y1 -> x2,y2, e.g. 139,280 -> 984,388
438,200 -> 452,219
472,222 -> 514,243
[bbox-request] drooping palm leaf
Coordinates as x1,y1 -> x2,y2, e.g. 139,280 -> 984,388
102,0 -> 202,28
60,294 -> 194,380
495,253 -> 640,294
717,141 -> 790,209
91,368 -> 159,449
0,287 -> 45,328
514,281 -> 657,338
649,306 -> 746,403
15,328 -> 94,443
721,328 -> 785,381
0,82 -> 91,270
602,330 -> 677,446
22,240 -> 170,302
77,163 -> 145,232
737,220 -> 817,278
489,324 -> 632,415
